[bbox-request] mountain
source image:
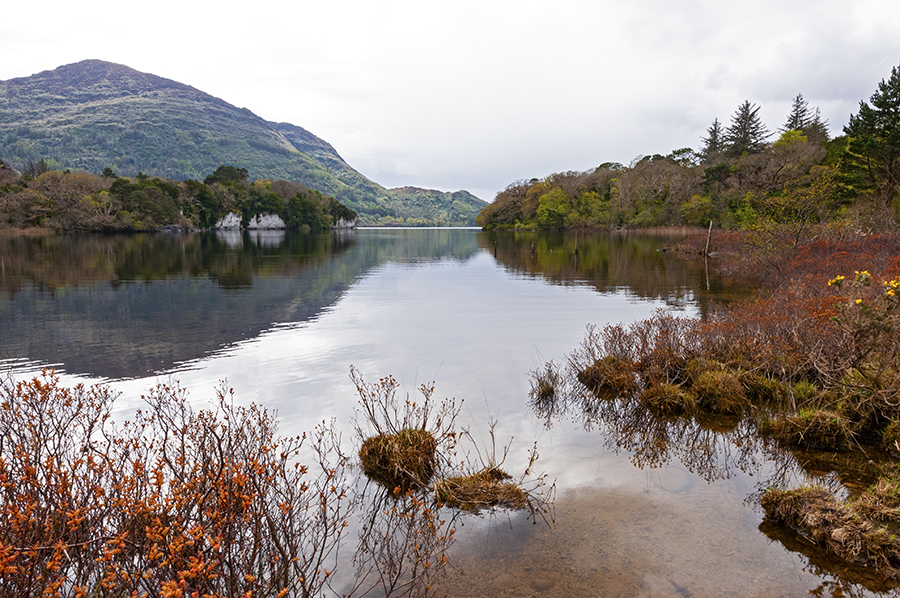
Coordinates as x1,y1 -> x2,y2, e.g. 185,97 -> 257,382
0,60 -> 486,225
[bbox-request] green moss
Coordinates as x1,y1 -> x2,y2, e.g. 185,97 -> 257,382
791,379 -> 820,403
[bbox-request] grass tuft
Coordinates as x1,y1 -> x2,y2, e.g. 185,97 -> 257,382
358,428 -> 437,492
433,467 -> 527,512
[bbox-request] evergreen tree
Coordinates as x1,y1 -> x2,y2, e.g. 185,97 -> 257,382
843,64 -> 900,212
723,101 -> 771,157
805,107 -> 830,145
781,93 -> 810,133
780,93 -> 829,144
24,158 -> 50,179
699,118 -> 724,162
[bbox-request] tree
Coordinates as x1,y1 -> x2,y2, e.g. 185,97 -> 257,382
780,93 -> 829,145
805,107 -> 830,145
102,167 -> 117,178
699,118 -> 724,161
23,158 -> 50,180
535,187 -> 570,229
723,101 -> 771,157
667,147 -> 701,166
781,93 -> 810,133
843,64 -> 900,214
204,165 -> 250,185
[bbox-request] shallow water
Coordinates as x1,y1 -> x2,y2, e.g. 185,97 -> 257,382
1,228 -> 894,596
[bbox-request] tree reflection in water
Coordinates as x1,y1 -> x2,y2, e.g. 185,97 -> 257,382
529,361 -> 900,595
530,363 -> 766,483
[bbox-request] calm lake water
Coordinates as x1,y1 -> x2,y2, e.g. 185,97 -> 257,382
0,228 -> 893,597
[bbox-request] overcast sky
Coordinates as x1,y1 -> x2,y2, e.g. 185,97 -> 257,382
2,0 -> 899,201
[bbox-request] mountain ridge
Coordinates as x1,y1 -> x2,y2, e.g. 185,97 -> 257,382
0,60 -> 486,225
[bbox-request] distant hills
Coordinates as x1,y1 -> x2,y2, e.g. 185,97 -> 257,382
0,60 -> 486,225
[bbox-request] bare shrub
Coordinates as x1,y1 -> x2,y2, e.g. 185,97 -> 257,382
351,366 -> 459,492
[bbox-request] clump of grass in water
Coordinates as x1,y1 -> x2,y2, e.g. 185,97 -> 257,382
762,485 -> 900,573
691,369 -> 748,415
529,361 -> 562,404
352,366 -> 554,518
854,470 -> 900,523
768,408 -> 855,451
576,355 -> 638,398
358,428 -> 438,492
739,372 -> 788,405
433,466 -> 527,512
638,382 -> 696,416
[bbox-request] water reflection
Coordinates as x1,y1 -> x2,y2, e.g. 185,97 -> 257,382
530,380 -> 769,483
0,229 -> 738,382
0,230 -> 481,379
528,366 -> 900,595
3,228 -> 896,596
481,230 -> 749,315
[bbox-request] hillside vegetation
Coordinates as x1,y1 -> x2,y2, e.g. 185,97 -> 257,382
479,65 -> 900,232
0,60 -> 486,226
0,163 -> 356,232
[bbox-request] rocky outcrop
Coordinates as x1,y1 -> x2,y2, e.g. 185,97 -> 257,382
215,212 -> 242,230
246,213 -> 286,229
332,217 -> 359,230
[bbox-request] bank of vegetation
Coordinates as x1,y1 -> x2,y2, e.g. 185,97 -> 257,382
0,368 -> 550,598
0,163 -> 357,232
479,65 -> 900,233
517,63 -> 900,578
0,60 -> 487,227
531,221 -> 900,580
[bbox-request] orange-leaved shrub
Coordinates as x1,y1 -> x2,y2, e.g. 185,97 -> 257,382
0,371 -> 350,598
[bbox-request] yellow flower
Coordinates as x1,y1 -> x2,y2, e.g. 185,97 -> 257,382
856,299 -> 863,305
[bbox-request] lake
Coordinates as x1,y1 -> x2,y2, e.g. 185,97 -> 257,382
0,228 -> 890,597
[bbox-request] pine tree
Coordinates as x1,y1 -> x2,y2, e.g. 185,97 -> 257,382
781,93 -> 810,133
723,101 -> 771,157
780,93 -> 829,144
804,107 -> 830,145
699,118 -> 724,162
843,64 -> 900,212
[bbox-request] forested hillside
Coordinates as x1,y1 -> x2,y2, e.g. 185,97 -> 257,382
478,65 -> 900,232
0,163 -> 357,232
0,60 -> 486,226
